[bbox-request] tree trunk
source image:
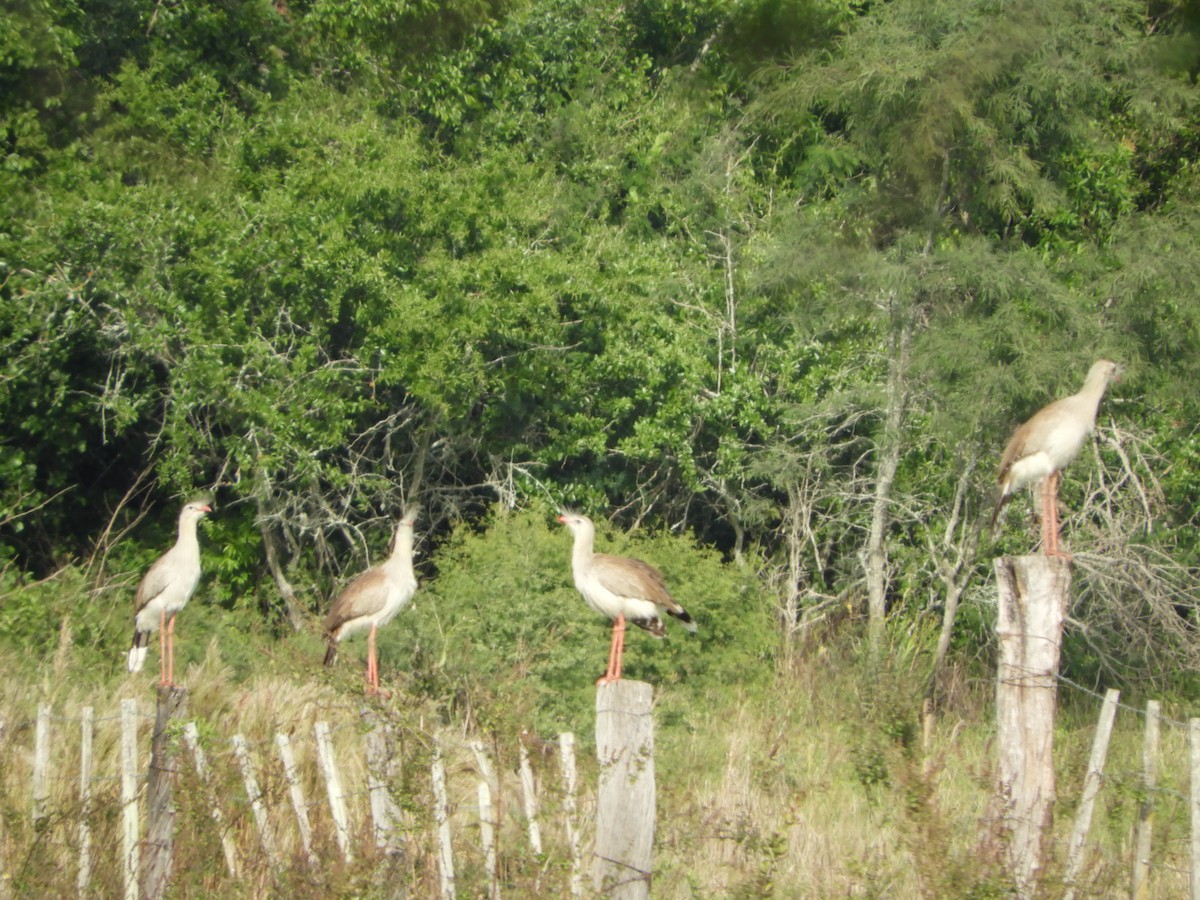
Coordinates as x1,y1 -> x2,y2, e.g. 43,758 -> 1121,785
141,686 -> 187,900
865,319 -> 911,647
926,459 -> 980,701
781,484 -> 806,666
256,502 -> 305,631
594,681 -> 655,899
993,554 -> 1071,899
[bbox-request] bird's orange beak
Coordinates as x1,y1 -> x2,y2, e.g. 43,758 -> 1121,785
556,515 -> 567,524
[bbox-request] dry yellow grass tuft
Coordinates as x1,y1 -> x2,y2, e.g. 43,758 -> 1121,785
0,633 -> 1194,897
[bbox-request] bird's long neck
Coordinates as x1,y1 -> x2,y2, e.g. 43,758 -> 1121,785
571,527 -> 595,573
175,513 -> 202,559
383,528 -> 415,577
1073,368 -> 1113,421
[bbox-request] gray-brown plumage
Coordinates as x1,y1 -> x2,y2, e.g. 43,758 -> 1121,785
557,512 -> 696,683
128,499 -> 212,685
991,359 -> 1119,556
323,512 -> 418,694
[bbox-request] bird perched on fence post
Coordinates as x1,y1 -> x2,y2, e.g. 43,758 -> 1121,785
991,359 -> 1120,558
323,511 -> 419,695
127,499 -> 212,685
557,511 -> 697,684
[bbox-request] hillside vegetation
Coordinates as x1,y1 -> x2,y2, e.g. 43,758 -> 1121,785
3,0 -> 1200,894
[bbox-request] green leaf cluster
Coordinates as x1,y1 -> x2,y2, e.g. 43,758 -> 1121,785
2,0 -> 1200,697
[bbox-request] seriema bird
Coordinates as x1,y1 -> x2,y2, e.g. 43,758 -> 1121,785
127,499 -> 212,685
323,512 -> 419,695
557,512 -> 697,684
991,359 -> 1120,557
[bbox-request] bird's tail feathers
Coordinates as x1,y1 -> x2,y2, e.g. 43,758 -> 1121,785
669,608 -> 698,633
127,631 -> 149,673
631,617 -> 666,638
989,490 -> 1012,532
323,641 -> 338,667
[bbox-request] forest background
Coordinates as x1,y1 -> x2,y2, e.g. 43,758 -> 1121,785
3,0 -> 1200,894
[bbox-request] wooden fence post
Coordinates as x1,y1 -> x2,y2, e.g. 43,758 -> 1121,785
1131,699 -> 1161,900
232,734 -> 279,870
559,732 -> 583,899
141,686 -> 187,899
314,721 -> 353,864
1190,719 -> 1200,900
181,723 -> 238,878
366,724 -> 402,859
276,733 -> 318,868
470,740 -> 499,806
478,780 -> 499,900
594,680 -> 655,899
432,740 -> 455,900
993,555 -> 1070,899
32,703 -> 50,827
518,741 -> 543,855
77,706 -> 94,894
1063,688 -> 1119,900
120,698 -> 140,900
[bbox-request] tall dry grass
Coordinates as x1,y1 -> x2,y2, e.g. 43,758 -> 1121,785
0,626 -> 1194,897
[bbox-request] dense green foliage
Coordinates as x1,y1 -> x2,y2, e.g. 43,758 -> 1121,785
3,0 -> 1200,695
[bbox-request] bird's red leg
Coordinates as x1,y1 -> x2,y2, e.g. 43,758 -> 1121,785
366,624 -> 378,695
1039,476 -> 1053,555
613,614 -> 626,681
166,614 -> 176,687
1049,471 -> 1059,556
1047,470 -> 1071,560
598,616 -> 623,685
604,615 -> 627,684
159,607 -> 167,686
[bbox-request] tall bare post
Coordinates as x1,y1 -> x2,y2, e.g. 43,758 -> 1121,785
1132,700 -> 1161,900
314,721 -> 353,864
1190,719 -> 1200,900
559,732 -> 583,898
366,724 -> 402,860
232,734 -> 279,870
470,740 -> 499,807
993,555 -> 1070,899
77,706 -> 94,894
478,780 -> 499,900
431,740 -> 455,900
594,681 -> 654,899
518,741 -> 543,854
120,698 -> 140,900
275,733 -> 317,868
32,703 -> 50,827
141,685 -> 187,899
1063,688 -> 1120,900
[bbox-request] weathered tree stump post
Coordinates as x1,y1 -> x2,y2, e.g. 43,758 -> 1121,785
120,699 -> 139,900
594,680 -> 654,899
993,555 -> 1071,899
141,685 -> 187,900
